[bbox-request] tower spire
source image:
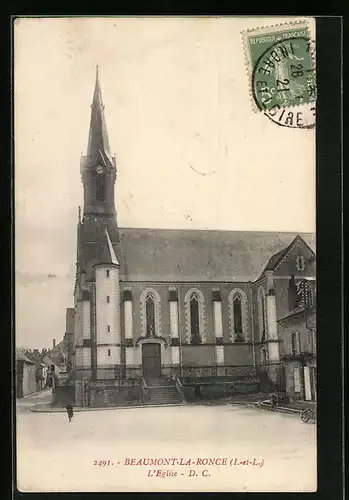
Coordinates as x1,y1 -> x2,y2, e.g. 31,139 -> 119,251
86,65 -> 111,160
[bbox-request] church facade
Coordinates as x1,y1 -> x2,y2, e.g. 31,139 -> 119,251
69,69 -> 316,407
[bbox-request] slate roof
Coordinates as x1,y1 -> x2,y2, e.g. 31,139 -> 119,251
107,228 -> 316,282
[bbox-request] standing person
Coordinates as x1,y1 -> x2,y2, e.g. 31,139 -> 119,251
65,401 -> 74,422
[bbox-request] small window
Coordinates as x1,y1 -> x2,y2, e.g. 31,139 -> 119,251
108,349 -> 111,356
308,329 -> 316,353
296,256 -> 306,272
107,296 -> 110,303
106,270 -> 110,278
107,325 -> 110,332
293,367 -> 301,392
291,331 -> 301,355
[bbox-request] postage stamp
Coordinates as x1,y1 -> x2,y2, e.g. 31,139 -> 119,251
242,21 -> 316,129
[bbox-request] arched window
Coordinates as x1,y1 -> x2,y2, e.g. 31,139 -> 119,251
96,174 -> 105,201
258,286 -> 267,342
233,296 -> 243,335
228,289 -> 249,342
190,293 -> 201,344
184,289 -> 206,344
140,288 -> 161,338
146,294 -> 155,336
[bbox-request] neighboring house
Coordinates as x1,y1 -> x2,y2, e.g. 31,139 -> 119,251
24,349 -> 49,391
278,294 -> 316,402
16,349 -> 37,398
66,69 -> 316,406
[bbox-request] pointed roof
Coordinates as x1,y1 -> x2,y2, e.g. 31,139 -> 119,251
259,234 -> 315,277
105,227 -> 119,265
92,227 -> 120,267
86,66 -> 112,162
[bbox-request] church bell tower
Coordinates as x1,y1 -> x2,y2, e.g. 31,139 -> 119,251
80,66 -> 118,240
73,67 -> 122,397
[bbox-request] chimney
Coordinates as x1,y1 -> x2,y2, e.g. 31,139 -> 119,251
53,338 -> 56,349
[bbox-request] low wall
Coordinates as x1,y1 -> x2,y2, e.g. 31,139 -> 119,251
181,380 -> 260,402
89,385 -> 141,408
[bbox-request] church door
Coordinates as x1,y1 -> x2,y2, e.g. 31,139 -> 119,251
142,343 -> 161,379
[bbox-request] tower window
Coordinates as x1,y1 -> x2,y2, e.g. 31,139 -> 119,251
108,349 -> 111,357
106,270 -> 110,278
107,296 -> 110,303
107,325 -> 110,332
96,173 -> 105,202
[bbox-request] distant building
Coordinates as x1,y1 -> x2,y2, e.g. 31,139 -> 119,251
16,349 -> 37,398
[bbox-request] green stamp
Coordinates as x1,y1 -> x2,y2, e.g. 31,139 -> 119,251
243,22 -> 316,129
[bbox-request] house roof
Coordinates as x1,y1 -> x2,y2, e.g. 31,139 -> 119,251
16,349 -> 36,364
278,305 -> 316,324
42,354 -> 57,366
261,234 -> 316,276
111,229 -> 315,282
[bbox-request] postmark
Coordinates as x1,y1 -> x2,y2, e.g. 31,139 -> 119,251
242,21 -> 316,128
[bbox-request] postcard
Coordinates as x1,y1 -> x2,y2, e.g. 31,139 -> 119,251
15,16 -> 316,492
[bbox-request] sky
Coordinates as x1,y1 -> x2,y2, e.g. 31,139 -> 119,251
14,17 -> 316,349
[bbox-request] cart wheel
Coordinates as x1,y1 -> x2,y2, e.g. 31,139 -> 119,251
301,410 -> 310,423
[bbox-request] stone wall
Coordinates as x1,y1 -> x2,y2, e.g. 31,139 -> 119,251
89,385 -> 141,407
181,380 -> 260,402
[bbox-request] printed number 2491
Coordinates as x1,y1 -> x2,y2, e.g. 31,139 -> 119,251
93,460 -> 112,467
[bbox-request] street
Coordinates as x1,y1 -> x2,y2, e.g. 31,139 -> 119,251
16,391 -> 317,493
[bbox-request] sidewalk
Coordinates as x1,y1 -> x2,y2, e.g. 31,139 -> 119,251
18,388 -> 52,400
30,402 -> 186,413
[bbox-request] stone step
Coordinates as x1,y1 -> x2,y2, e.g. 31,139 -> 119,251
150,393 -> 181,398
151,393 -> 181,399
145,385 -> 183,406
151,388 -> 178,393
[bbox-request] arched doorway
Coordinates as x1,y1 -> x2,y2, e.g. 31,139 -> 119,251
142,343 -> 161,379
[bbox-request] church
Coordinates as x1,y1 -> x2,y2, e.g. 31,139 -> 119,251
68,68 -> 316,407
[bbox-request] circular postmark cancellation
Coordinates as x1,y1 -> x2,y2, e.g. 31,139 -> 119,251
251,36 -> 316,129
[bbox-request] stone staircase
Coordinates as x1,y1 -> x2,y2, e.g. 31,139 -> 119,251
144,378 -> 184,406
